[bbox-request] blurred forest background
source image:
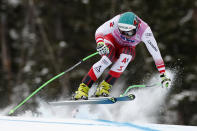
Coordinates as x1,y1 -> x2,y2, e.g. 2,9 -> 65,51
0,0 -> 197,126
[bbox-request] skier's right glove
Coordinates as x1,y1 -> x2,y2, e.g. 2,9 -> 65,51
96,42 -> 109,55
160,73 -> 171,88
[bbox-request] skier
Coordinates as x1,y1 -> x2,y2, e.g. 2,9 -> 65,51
74,12 -> 171,100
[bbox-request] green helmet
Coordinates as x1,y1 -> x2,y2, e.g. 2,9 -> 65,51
118,12 -> 138,33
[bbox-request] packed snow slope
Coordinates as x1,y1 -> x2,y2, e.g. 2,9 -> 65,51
0,116 -> 197,131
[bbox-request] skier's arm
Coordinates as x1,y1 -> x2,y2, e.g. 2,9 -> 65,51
95,15 -> 119,44
142,27 -> 171,88
141,27 -> 165,74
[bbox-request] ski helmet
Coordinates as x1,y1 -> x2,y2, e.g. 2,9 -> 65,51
118,12 -> 139,36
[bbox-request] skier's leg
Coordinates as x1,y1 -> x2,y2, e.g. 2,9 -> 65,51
82,43 -> 115,87
74,43 -> 116,99
95,46 -> 135,97
82,55 -> 112,86
107,46 -> 135,83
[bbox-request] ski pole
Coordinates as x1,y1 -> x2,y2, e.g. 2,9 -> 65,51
120,82 -> 161,97
9,52 -> 99,115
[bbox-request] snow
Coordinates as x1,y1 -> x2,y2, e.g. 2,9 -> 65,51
26,72 -> 171,123
6,70 -> 174,123
0,116 -> 196,131
169,90 -> 197,106
2,70 -> 196,131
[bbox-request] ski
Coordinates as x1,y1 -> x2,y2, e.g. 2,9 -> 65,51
48,94 -> 135,106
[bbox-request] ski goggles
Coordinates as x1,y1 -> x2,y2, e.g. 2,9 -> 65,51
119,29 -> 136,36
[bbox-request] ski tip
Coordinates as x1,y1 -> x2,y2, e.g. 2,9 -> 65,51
128,94 -> 135,100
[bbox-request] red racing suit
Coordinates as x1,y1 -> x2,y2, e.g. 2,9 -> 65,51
83,14 -> 165,87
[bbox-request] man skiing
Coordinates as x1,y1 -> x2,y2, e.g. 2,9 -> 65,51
74,12 -> 171,100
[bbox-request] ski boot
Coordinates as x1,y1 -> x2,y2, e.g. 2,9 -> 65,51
73,83 -> 89,100
95,80 -> 112,97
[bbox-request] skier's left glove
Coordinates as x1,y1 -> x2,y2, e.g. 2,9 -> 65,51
160,73 -> 171,88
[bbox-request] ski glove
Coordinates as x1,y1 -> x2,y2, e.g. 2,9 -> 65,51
96,42 -> 109,55
160,73 -> 171,88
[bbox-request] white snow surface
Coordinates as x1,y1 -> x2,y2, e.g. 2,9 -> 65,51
0,116 -> 196,131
